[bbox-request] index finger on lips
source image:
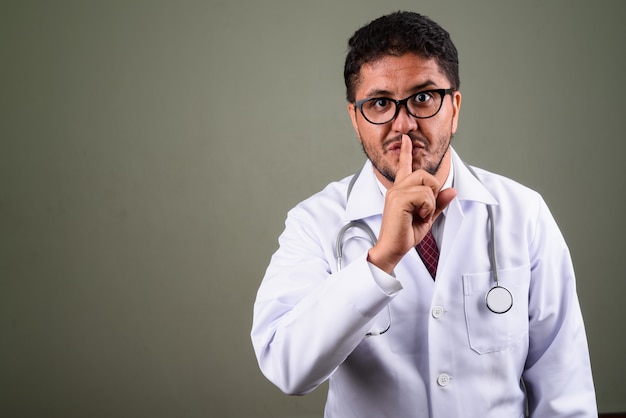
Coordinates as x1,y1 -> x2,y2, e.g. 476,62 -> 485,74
395,134 -> 413,182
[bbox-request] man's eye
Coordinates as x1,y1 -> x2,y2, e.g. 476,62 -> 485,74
414,92 -> 433,103
363,98 -> 393,114
373,98 -> 390,108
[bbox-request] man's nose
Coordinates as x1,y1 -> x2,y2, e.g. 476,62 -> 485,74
391,103 -> 418,133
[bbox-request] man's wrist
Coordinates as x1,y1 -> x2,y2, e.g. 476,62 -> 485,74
367,246 -> 399,275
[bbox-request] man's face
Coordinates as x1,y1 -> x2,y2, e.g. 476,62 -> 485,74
348,53 -> 462,187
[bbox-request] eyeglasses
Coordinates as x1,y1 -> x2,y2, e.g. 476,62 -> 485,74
354,88 -> 454,125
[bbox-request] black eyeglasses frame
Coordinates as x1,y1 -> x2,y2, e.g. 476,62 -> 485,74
354,88 -> 455,125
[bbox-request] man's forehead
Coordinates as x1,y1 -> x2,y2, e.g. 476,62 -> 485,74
356,54 -> 447,96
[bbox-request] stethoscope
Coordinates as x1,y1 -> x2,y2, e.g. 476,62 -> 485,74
335,165 -> 513,335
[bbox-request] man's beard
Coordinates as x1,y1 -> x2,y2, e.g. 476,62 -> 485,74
360,132 -> 452,183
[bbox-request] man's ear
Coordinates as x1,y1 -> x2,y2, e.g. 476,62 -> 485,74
450,91 -> 462,135
347,103 -> 361,142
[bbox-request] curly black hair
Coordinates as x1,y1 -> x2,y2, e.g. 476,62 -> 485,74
344,11 -> 460,103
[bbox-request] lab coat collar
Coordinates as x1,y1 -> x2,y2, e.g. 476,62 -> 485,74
344,159 -> 386,222
344,147 -> 498,222
450,148 -> 499,206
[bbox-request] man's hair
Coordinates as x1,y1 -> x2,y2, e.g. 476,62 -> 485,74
344,11 -> 460,103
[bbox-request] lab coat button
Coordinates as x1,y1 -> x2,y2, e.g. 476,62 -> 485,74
437,373 -> 451,387
432,306 -> 445,318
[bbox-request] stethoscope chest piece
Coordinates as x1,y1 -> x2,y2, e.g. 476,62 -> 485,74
485,286 -> 513,314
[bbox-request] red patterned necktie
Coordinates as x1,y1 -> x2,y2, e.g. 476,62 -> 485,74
416,230 -> 439,279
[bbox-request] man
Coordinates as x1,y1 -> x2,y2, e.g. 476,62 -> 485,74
251,11 -> 596,417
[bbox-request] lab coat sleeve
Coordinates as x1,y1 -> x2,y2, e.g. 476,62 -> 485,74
251,206 -> 399,395
523,199 -> 597,417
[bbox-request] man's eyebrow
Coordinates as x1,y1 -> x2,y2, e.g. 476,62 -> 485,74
363,88 -> 394,98
363,81 -> 439,99
410,81 -> 439,92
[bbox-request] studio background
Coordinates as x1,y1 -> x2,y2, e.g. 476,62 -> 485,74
1,1 -> 625,417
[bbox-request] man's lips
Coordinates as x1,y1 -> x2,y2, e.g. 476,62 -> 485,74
385,139 -> 426,153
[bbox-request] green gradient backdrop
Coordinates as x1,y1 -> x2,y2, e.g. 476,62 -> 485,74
1,1 -> 625,416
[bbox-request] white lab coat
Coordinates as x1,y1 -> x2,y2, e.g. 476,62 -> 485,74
251,148 -> 596,417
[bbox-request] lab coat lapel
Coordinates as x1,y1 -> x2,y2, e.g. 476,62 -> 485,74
438,149 -> 499,271
438,197 -> 463,273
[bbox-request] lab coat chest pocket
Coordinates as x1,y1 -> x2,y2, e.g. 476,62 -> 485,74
462,265 -> 530,354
